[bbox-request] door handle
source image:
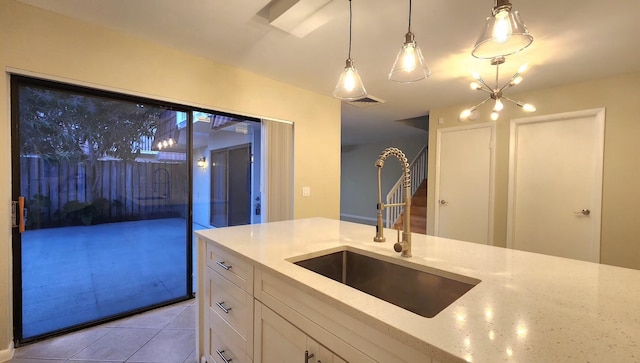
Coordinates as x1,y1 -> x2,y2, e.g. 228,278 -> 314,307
574,209 -> 591,216
304,351 -> 315,363
439,199 -> 448,205
19,196 -> 25,233
12,197 -> 26,233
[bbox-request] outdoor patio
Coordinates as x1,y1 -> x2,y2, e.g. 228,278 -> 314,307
20,218 -> 206,339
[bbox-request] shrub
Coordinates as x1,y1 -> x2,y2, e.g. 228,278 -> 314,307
25,194 -> 52,229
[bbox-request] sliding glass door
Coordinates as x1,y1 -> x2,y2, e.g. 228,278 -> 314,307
11,76 -> 284,345
11,76 -> 193,343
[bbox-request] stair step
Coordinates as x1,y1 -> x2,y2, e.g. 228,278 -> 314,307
410,214 -> 426,225
393,214 -> 427,234
412,197 -> 427,207
391,178 -> 427,234
411,206 -> 427,217
411,227 -> 426,234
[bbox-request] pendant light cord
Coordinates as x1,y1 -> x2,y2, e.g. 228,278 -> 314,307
348,0 -> 353,59
408,0 -> 412,32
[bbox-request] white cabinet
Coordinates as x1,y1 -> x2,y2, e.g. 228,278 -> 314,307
254,301 -> 346,363
202,242 -> 254,363
197,239 -> 436,363
254,269 -> 431,363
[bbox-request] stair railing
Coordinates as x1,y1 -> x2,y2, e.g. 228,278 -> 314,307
385,145 -> 427,228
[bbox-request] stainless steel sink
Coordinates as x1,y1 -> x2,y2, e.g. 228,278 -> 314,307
292,249 -> 479,318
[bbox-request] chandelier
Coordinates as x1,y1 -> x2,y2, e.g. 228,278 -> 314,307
459,56 -> 535,121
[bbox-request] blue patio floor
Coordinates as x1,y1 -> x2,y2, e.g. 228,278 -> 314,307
20,218 -> 207,339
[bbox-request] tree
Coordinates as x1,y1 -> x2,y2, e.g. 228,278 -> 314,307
18,85 -> 163,200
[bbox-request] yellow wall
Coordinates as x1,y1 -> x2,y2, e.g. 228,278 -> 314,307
427,71 -> 640,271
0,1 -> 341,354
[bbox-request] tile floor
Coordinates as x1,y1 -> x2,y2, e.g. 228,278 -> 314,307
9,299 -> 197,363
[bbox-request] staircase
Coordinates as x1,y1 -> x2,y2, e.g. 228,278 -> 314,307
385,145 -> 427,234
393,179 -> 427,234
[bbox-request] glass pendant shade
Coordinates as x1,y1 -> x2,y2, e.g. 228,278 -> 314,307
472,3 -> 533,59
333,58 -> 367,100
389,32 -> 430,83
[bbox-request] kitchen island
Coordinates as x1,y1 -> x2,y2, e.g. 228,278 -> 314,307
196,218 -> 640,362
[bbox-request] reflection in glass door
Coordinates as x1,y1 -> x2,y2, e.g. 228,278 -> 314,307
209,145 -> 251,227
11,76 -> 192,343
210,149 -> 228,227
227,145 -> 252,226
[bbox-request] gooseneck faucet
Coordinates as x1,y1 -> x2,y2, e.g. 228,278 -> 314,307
374,147 -> 412,257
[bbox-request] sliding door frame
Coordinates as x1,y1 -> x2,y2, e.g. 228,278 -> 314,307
10,74 -> 272,346
10,75 -> 196,345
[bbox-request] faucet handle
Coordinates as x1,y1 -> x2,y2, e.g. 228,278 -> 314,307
393,229 -> 402,252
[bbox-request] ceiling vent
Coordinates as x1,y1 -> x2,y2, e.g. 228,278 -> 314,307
345,95 -> 385,108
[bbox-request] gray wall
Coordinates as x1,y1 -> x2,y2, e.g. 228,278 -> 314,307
340,135 -> 427,225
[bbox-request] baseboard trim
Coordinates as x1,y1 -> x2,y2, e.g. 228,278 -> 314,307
339,213 -> 376,225
0,341 -> 14,363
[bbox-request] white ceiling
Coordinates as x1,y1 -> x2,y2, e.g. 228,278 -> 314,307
17,0 -> 640,145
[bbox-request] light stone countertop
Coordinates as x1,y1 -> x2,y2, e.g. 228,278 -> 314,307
195,218 -> 640,363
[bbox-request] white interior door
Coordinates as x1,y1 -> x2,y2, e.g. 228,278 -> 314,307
507,108 -> 605,262
434,124 -> 494,244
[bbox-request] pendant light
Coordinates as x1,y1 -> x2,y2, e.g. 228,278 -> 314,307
333,0 -> 367,100
472,0 -> 533,59
389,0 -> 430,83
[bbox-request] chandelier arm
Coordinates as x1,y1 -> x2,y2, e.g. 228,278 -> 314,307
498,72 -> 521,92
501,95 -> 523,105
471,97 -> 492,111
499,81 -> 515,93
476,87 -> 493,95
476,76 -> 493,91
511,71 -> 522,81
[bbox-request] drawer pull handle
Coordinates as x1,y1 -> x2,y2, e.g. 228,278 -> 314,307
216,260 -> 232,270
305,350 -> 315,363
216,349 -> 232,363
216,301 -> 231,313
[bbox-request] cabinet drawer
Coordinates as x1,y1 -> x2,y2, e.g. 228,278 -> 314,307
210,331 -> 251,363
210,301 -> 253,359
206,242 -> 253,292
208,267 -> 253,341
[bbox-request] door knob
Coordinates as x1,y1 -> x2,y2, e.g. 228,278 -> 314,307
574,209 -> 591,216
439,200 -> 448,205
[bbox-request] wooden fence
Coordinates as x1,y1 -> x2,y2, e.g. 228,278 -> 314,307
20,157 -> 188,229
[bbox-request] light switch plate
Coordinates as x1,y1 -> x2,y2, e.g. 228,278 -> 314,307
302,186 -> 311,197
